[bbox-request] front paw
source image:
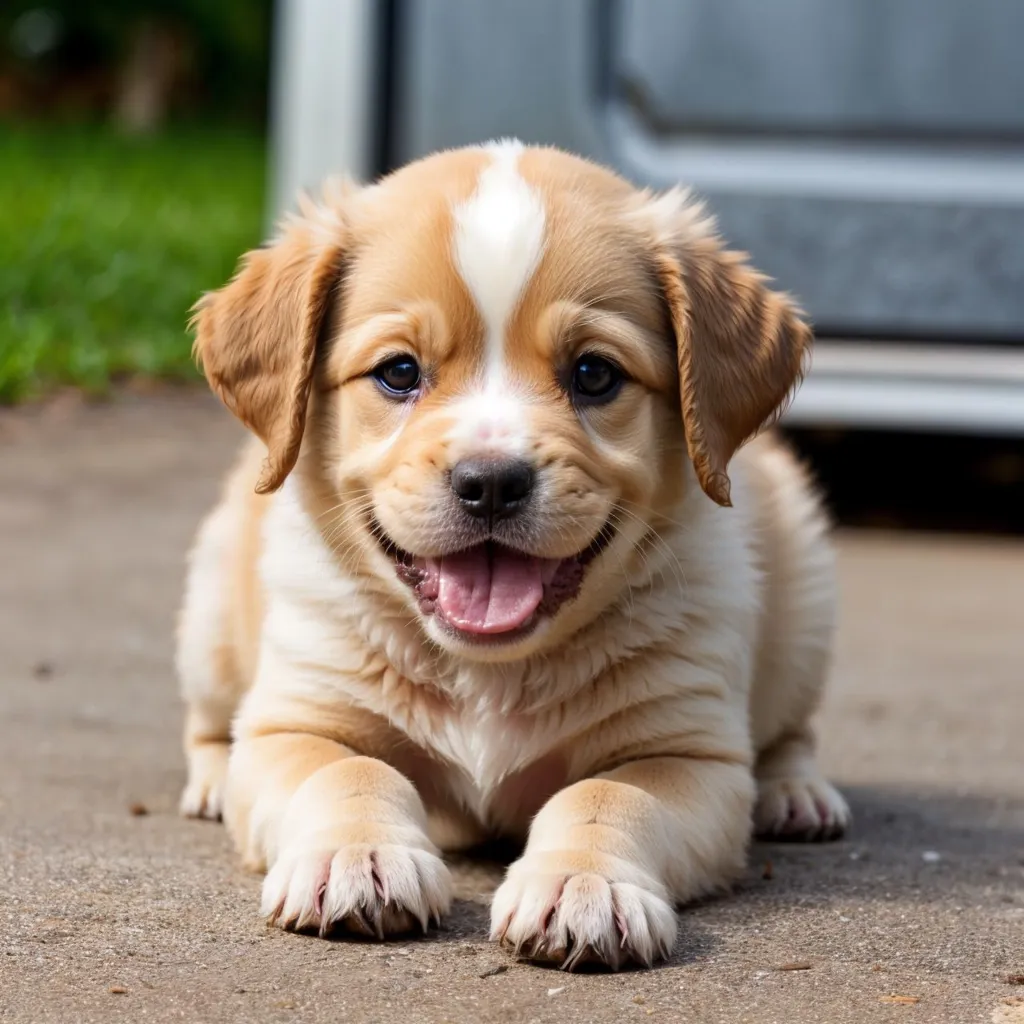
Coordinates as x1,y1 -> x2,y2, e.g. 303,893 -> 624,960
490,851 -> 677,970
755,775 -> 850,841
262,840 -> 452,939
180,742 -> 230,821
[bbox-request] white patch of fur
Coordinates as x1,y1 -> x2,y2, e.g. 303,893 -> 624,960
453,139 -> 545,381
444,141 -> 546,459
442,380 -> 532,457
431,706 -> 548,814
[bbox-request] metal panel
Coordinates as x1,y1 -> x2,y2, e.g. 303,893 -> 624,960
616,0 -> 1024,138
608,114 -> 1024,337
389,0 -> 605,168
787,343 -> 1024,435
268,0 -> 381,220
603,0 -> 1024,339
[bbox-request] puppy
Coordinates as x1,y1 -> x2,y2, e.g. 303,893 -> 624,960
177,141 -> 848,969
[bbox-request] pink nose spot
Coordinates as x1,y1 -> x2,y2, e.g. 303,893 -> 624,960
476,420 -> 514,443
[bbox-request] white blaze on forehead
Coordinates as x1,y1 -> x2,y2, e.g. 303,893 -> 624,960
452,139 -> 546,379
448,140 -> 545,454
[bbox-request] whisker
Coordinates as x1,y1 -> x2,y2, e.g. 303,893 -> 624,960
609,504 -> 688,595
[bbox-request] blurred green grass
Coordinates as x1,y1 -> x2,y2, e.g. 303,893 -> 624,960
0,124 -> 267,402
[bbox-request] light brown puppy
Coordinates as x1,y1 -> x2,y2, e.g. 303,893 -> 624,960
177,142 -> 848,969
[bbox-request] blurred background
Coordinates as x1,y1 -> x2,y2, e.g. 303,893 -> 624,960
2,0 -> 1022,532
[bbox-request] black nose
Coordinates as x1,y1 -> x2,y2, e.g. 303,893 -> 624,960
450,457 -> 535,521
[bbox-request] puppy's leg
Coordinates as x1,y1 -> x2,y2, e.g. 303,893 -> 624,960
226,733 -> 451,938
177,502 -> 245,821
180,706 -> 233,821
491,755 -> 754,969
744,437 -> 849,841
754,729 -> 849,840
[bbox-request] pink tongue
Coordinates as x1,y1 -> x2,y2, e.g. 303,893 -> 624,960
437,545 -> 546,634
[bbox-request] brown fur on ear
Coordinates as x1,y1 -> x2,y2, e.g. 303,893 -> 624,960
191,203 -> 347,494
644,192 -> 811,506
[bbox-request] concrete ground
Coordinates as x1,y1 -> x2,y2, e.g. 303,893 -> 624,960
1,391 -> 1022,1024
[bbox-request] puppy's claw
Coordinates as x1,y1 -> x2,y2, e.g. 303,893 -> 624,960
262,842 -> 452,940
755,776 -> 850,841
491,865 -> 676,971
493,910 -> 514,947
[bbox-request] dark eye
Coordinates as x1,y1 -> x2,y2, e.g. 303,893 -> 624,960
373,356 -> 421,396
570,354 -> 623,403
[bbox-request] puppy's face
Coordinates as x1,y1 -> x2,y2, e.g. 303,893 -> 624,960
195,144 -> 810,661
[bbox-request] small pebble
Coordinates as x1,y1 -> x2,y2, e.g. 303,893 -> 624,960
921,850 -> 941,863
128,802 -> 148,817
108,986 -> 128,995
547,986 -> 565,996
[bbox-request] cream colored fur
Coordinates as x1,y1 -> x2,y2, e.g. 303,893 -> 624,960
177,143 -> 849,970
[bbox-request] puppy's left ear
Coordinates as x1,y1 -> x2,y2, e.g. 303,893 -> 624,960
191,187 -> 350,494
636,190 -> 812,506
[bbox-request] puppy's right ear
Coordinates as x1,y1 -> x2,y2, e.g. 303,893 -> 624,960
631,188 -> 812,507
191,188 -> 350,494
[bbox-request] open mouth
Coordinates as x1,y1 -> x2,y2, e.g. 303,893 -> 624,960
377,524 -> 615,643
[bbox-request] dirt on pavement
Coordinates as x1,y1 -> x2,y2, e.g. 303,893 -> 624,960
1,392 -> 1022,1024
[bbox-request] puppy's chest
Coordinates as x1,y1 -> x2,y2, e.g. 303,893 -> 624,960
410,698 -> 568,819
355,667 -> 572,830
440,703 -> 541,770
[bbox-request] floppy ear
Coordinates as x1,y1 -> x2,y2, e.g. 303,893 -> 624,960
640,190 -> 812,506
191,194 -> 348,494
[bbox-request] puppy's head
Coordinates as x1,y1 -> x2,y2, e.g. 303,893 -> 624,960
194,143 -> 810,660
